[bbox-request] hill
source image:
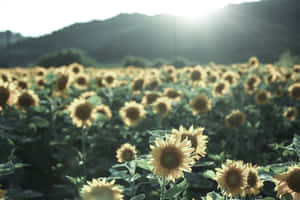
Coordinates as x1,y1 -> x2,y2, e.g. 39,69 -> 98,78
0,0 -> 300,67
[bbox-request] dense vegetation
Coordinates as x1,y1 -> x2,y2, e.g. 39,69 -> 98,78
0,57 -> 299,200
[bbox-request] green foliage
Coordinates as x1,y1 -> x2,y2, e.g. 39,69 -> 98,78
275,50 -> 300,67
123,56 -> 151,68
171,57 -> 191,68
36,48 -> 97,67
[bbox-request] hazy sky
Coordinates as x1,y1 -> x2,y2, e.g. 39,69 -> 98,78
0,0 -> 259,37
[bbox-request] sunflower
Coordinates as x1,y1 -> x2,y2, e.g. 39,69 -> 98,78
35,78 -> 47,89
153,97 -> 172,117
254,90 -> 271,105
215,160 -> 248,197
103,72 -> 117,87
95,76 -> 105,88
116,143 -> 137,163
16,90 -> 39,110
241,163 -> 264,197
119,101 -> 146,127
293,65 -> 300,74
55,72 -> 72,91
162,65 -> 176,75
69,98 -> 95,128
288,83 -> 300,100
244,75 -> 261,94
34,66 -> 47,78
74,74 -> 89,90
273,166 -> 300,200
212,81 -> 230,97
149,134 -> 195,181
225,110 -> 246,128
172,125 -> 208,160
163,74 -> 177,83
0,72 -> 11,83
141,91 -> 161,106
81,178 -> 123,200
146,78 -> 161,90
189,94 -> 211,115
207,71 -> 219,83
248,57 -> 259,68
163,88 -> 183,102
0,81 -> 17,107
131,78 -> 145,94
190,66 -> 206,84
16,79 -> 30,90
69,63 -> 84,75
223,71 -> 238,86
95,105 -> 112,120
283,107 -> 298,121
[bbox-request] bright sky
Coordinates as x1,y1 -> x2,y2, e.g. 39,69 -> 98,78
0,0 -> 259,37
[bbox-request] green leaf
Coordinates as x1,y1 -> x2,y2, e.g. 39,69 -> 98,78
30,116 -> 49,128
165,180 -> 188,199
203,170 -> 216,179
136,159 -> 151,171
130,194 -> 145,200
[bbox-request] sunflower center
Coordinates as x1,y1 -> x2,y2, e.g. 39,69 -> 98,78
191,70 -> 201,81
0,86 -> 10,106
160,147 -> 182,170
57,75 -> 69,90
18,93 -> 35,107
216,83 -> 225,93
75,103 -> 93,121
132,79 -> 144,91
182,134 -> 197,149
126,107 -> 140,121
258,92 -> 267,102
291,86 -> 300,99
90,187 -> 114,200
73,67 -> 80,73
247,172 -> 257,188
96,78 -> 105,87
157,103 -> 167,114
225,75 -> 233,84
37,71 -> 44,76
287,170 -> 300,193
37,79 -> 46,86
228,113 -> 244,127
226,170 -> 242,188
121,149 -> 134,161
18,81 -> 28,89
77,77 -> 87,85
146,94 -> 159,104
1,74 -> 8,82
167,90 -> 180,99
193,98 -> 207,111
105,76 -> 114,84
149,80 -> 159,89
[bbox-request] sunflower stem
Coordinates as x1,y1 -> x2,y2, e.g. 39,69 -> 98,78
82,128 -> 88,181
160,177 -> 167,200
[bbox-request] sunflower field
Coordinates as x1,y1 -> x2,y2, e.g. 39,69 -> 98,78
0,57 -> 300,200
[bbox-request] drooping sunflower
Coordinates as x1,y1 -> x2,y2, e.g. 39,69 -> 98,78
172,125 -> 208,160
225,110 -> 246,128
288,83 -> 300,100
163,88 -> 183,102
189,94 -> 212,115
0,81 -> 17,108
95,105 -> 112,120
81,178 -> 124,200
273,166 -> 300,200
74,73 -> 89,90
215,160 -> 248,197
283,107 -> 298,121
16,90 -> 39,110
212,81 -> 230,97
116,143 -> 137,163
241,163 -> 264,197
131,78 -> 145,94
254,90 -> 271,105
119,101 -> 146,127
68,98 -> 95,128
141,91 -> 161,106
149,134 -> 195,181
153,97 -> 172,117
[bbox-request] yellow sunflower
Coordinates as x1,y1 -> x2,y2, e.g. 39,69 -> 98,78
241,163 -> 264,197
131,78 -> 145,94
16,90 -> 39,110
225,110 -> 246,128
172,125 -> 208,160
103,72 -> 117,87
244,75 -> 261,94
283,107 -> 298,121
190,66 -> 206,85
212,81 -> 230,97
146,78 -> 161,90
153,97 -> 172,117
254,90 -> 271,105
35,78 -> 47,89
189,94 -> 211,115
69,63 -> 84,75
273,166 -> 300,200
293,65 -> 300,74
0,81 -> 17,108
16,79 -> 30,90
248,57 -> 259,68
68,98 -> 95,128
55,72 -> 72,92
119,101 -> 146,127
288,83 -> 300,100
81,178 -> 123,200
149,134 -> 195,181
95,105 -> 112,120
163,88 -> 183,102
116,143 -> 137,163
95,76 -> 106,89
141,91 -> 161,106
215,160 -> 248,197
223,71 -> 238,86
74,73 -> 89,90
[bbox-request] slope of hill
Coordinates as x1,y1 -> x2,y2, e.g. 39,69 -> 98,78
0,31 -> 25,48
0,0 -> 299,67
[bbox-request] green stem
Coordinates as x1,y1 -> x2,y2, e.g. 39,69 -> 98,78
160,177 -> 167,200
82,128 -> 88,180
